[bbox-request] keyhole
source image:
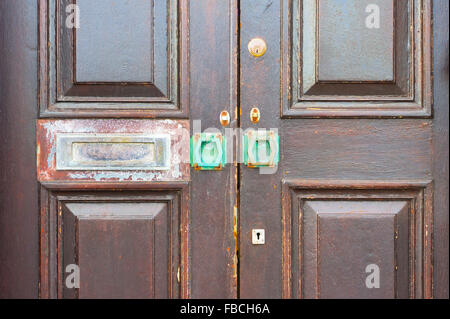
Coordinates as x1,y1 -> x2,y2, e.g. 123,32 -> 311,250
252,229 -> 265,244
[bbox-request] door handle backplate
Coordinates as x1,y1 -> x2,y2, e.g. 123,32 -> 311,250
244,129 -> 279,168
191,133 -> 226,170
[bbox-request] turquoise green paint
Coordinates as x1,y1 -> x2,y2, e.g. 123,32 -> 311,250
191,133 -> 226,170
243,132 -> 279,167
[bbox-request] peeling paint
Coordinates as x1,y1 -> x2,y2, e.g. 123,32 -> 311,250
232,205 -> 239,285
37,119 -> 190,182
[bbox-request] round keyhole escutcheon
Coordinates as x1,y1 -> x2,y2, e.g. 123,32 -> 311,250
248,38 -> 267,57
219,110 -> 230,127
250,107 -> 260,124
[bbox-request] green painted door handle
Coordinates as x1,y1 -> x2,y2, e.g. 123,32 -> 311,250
191,133 -> 226,170
244,129 -> 279,168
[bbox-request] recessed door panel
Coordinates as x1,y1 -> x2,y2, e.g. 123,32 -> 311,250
281,180 -> 433,299
62,202 -> 168,299
75,0 -> 154,83
40,184 -> 189,299
281,0 -> 432,117
39,0 -> 189,117
318,0 -> 394,82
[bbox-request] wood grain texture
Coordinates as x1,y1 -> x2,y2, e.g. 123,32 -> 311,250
39,182 -> 189,299
282,119 -> 433,179
0,0 -> 447,300
188,0 -> 239,298
39,0 -> 189,118
0,0 -> 39,298
281,0 -> 433,118
432,0 -> 449,299
240,0 -> 438,299
281,179 -> 433,299
240,0 -> 284,299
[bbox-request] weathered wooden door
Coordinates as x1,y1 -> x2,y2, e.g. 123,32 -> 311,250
239,0 -> 448,299
1,0 -> 239,299
0,0 -> 448,299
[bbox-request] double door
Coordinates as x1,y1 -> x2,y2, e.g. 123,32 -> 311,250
0,0 -> 448,299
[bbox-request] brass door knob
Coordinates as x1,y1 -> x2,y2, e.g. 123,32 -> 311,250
248,38 -> 267,57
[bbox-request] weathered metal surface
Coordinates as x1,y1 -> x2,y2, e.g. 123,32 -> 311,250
37,119 -> 189,182
250,107 -> 260,124
56,133 -> 170,170
244,129 -> 279,168
190,133 -> 226,170
220,110 -> 231,127
248,38 -> 267,57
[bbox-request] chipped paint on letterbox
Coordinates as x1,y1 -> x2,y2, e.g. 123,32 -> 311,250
37,119 -> 190,182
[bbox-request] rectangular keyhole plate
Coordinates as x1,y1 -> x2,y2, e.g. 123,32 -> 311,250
252,229 -> 265,245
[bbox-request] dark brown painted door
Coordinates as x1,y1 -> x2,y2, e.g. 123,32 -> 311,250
1,0 -> 238,299
0,0 -> 448,300
36,0 -> 192,299
239,0 -> 448,299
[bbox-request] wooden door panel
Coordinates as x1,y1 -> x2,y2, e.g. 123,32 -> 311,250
39,0 -> 189,117
282,180 -> 433,299
240,0 -> 439,299
62,202 -> 168,299
35,0 -> 194,299
316,0 -> 395,82
281,0 -> 432,117
37,119 -> 190,298
188,0 -> 239,298
75,0 -> 154,83
40,183 -> 189,299
282,119 -> 432,179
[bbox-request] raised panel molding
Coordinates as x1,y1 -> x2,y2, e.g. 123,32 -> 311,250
281,0 -> 433,118
39,182 -> 189,299
281,179 -> 433,299
38,0 -> 189,118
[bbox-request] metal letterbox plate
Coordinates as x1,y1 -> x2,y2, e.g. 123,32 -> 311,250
37,119 -> 190,182
56,133 -> 170,170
